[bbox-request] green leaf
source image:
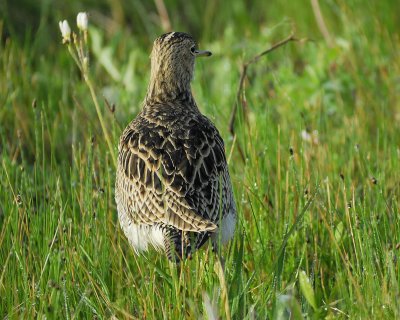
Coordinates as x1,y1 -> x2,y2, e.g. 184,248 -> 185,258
334,221 -> 344,243
299,270 -> 317,310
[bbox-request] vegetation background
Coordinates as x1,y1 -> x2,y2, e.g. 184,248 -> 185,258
1,0 -> 399,318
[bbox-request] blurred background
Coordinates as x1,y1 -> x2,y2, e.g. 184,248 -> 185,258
1,0 -> 399,162
2,0 -> 399,45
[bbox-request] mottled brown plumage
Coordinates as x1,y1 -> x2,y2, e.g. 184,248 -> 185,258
115,32 -> 236,261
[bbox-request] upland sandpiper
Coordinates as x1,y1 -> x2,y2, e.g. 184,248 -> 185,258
115,32 -> 236,261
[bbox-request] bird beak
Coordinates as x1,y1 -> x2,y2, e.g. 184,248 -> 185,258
194,49 -> 212,57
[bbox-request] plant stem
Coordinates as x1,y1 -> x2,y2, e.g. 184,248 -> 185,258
84,74 -> 117,168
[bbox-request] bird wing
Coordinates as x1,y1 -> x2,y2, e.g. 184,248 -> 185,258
116,107 -> 234,233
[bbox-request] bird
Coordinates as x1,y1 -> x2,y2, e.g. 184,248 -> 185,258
115,32 -> 236,262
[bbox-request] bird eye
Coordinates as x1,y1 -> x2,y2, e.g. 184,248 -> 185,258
190,46 -> 196,54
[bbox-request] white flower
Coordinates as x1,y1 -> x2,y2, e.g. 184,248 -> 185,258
59,20 -> 71,42
301,129 -> 319,144
77,12 -> 88,31
301,130 -> 312,142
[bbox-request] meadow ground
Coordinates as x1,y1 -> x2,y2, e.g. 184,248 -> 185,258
1,1 -> 399,318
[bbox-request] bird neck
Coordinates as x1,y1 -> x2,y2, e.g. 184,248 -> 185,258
146,75 -> 194,103
147,82 -> 189,100
145,59 -> 196,105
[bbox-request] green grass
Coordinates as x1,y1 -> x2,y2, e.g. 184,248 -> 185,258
1,0 -> 400,318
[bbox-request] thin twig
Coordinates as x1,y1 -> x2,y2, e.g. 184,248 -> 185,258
104,97 -> 116,113
229,33 -> 301,161
103,97 -> 123,132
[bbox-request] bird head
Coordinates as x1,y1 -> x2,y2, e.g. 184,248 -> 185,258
148,32 -> 212,100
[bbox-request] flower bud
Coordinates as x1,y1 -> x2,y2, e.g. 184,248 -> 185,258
77,12 -> 89,31
59,20 -> 71,43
